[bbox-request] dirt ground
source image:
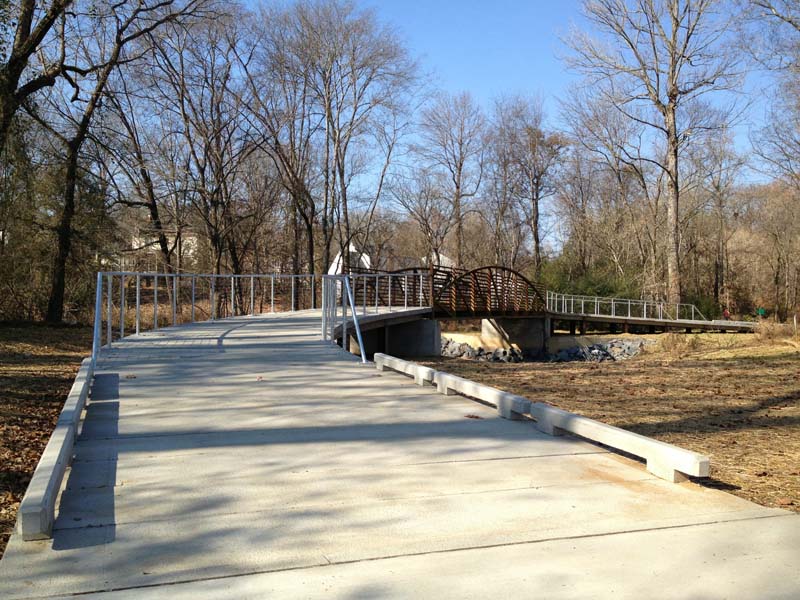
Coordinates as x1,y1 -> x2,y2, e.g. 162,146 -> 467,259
0,324 -> 93,557
425,332 -> 800,513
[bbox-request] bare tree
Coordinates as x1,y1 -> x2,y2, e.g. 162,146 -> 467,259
390,169 -> 455,267
502,96 -> 565,279
416,91 -> 484,268
484,97 -> 526,268
567,0 -> 741,303
293,0 -> 417,270
36,0 -> 207,322
0,1 -> 73,150
148,13 -> 257,278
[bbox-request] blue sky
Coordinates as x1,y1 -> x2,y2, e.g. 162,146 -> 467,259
360,0 -> 773,168
361,0 -> 583,118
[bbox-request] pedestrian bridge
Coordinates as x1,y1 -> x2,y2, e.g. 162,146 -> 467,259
0,271 -> 788,600
352,265 -> 754,332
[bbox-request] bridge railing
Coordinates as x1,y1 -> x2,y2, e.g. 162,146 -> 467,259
321,275 -> 367,363
90,271 -> 319,370
546,291 -> 708,322
347,270 -> 431,314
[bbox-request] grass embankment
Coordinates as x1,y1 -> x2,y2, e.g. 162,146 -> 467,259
427,328 -> 800,512
0,324 -> 92,557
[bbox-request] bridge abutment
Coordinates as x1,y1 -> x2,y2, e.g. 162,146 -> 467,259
480,317 -> 549,358
347,319 -> 441,358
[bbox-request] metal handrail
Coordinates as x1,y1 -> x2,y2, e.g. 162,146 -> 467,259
320,274 -> 367,363
545,290 -> 708,323
90,271 -> 321,369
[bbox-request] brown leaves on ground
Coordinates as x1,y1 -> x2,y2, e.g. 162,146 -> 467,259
0,324 -> 92,558
423,338 -> 800,513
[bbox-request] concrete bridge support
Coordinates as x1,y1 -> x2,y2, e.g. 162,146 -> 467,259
480,317 -> 550,358
347,319 -> 441,359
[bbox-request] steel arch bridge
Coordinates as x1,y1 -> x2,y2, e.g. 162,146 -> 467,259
345,264 -> 754,332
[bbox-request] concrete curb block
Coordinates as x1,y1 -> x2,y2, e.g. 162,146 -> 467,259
433,372 -> 531,420
17,357 -> 94,540
528,402 -> 710,483
371,355 -> 709,484
374,353 -> 436,386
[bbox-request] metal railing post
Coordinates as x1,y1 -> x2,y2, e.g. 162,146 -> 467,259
210,276 -> 215,320
311,275 -> 316,310
191,276 -> 196,322
404,274 -> 408,309
120,275 -> 125,339
388,274 -> 392,311
342,279 -> 347,347
344,275 -> 367,363
135,274 -> 141,335
231,275 -> 235,317
270,276 -> 275,313
173,275 -> 178,326
154,274 -> 159,329
320,278 -> 328,341
375,275 -> 379,313
91,272 -> 103,369
250,275 -> 255,315
106,274 -> 113,346
291,276 -> 296,312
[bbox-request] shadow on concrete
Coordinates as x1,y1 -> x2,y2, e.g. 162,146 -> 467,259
55,373 -> 119,550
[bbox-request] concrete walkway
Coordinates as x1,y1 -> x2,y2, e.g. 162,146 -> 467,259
1,311 -> 798,599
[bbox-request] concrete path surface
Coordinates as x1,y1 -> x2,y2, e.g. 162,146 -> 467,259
1,311 -> 798,599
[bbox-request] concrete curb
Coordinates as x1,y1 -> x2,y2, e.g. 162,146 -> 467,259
433,371 -> 531,420
528,402 -> 710,482
17,357 -> 93,540
374,354 -> 710,484
374,353 -> 436,386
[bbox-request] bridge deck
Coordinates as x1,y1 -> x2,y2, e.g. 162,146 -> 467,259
549,311 -> 756,332
0,311 -> 796,599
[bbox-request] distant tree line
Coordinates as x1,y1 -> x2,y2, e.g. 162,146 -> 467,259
0,0 -> 797,323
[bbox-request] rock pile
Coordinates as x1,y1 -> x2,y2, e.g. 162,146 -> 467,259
440,338 -> 524,363
550,338 -> 654,363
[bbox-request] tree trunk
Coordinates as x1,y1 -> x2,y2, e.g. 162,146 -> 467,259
532,194 -> 542,280
45,143 -> 79,323
664,107 -> 682,304
0,90 -> 18,155
304,217 -> 315,276
454,191 -> 463,267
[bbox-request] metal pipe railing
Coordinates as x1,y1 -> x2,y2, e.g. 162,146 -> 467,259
322,275 -> 363,359
92,271 -> 323,362
546,290 -> 708,323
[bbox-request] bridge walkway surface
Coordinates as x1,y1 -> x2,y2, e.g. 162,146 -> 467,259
1,310 -> 798,599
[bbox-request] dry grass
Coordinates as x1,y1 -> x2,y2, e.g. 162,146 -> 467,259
423,332 -> 800,512
0,323 -> 92,558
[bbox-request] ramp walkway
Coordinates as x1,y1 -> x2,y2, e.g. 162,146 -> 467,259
1,311 -> 797,598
